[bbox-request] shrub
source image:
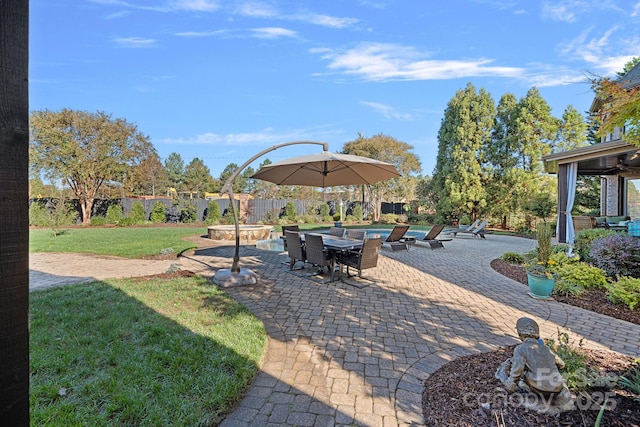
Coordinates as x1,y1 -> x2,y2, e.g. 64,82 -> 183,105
535,223 -> 553,265
90,216 -> 106,226
261,209 -> 279,224
397,214 -> 408,224
150,201 -> 166,223
129,201 -> 147,224
117,216 -> 136,227
322,215 -> 333,223
607,276 -> 640,310
408,213 -> 435,225
204,201 -> 221,225
574,228 -> 617,262
298,214 -> 318,224
29,202 -> 49,227
352,203 -> 363,222
105,204 -> 123,224
180,202 -> 198,223
379,213 -> 398,224
590,234 -> 640,278
319,203 -> 330,218
284,202 -> 296,222
332,212 -> 341,221
553,279 -> 587,298
166,205 -> 181,223
618,366 -> 640,394
553,262 -> 608,290
545,331 -> 588,392
500,252 -> 524,264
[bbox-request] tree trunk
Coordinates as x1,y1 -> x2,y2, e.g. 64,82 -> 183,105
0,1 -> 30,424
80,196 -> 94,224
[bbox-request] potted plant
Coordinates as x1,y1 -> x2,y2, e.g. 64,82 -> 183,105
526,223 -> 556,299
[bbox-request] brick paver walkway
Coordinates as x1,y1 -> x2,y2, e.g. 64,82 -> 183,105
30,234 -> 640,426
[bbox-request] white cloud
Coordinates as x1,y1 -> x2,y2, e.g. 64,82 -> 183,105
251,27 -> 298,39
360,101 -> 415,121
171,0 -> 219,12
290,13 -> 357,28
234,2 -> 277,18
235,1 -> 357,28
175,27 -> 296,39
542,2 -> 578,23
556,26 -> 640,75
312,43 -> 523,81
114,37 -> 157,48
90,0 -> 219,13
160,125 -> 343,146
633,1 -> 640,17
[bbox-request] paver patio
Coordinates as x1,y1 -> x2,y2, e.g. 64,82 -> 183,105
30,234 -> 640,426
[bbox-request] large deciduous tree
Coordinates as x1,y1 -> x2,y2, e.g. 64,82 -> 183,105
592,58 -> 640,148
1,1 -> 30,423
30,109 -> 154,224
342,133 -> 421,221
125,152 -> 168,196
432,83 -> 495,222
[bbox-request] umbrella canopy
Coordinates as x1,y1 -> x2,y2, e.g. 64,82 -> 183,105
250,151 -> 401,187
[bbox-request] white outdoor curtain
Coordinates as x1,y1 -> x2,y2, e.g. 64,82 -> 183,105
564,162 -> 578,244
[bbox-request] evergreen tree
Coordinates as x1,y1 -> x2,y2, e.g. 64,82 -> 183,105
432,82 -> 495,222
184,158 -> 216,195
164,152 -> 185,193
514,87 -> 558,172
555,105 -> 588,152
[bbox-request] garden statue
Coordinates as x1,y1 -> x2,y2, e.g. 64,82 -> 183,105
495,317 -> 574,414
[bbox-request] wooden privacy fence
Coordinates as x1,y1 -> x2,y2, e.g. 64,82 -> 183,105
31,197 -> 381,223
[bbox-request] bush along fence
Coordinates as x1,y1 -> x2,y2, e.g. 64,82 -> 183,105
28,197 -> 391,225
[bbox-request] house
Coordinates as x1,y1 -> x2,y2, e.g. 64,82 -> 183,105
543,61 -> 640,243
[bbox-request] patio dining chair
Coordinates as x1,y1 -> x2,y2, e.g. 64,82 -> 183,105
329,226 -> 346,237
338,237 -> 382,286
281,224 -> 300,250
304,233 -> 335,280
284,230 -> 306,270
345,229 -> 367,241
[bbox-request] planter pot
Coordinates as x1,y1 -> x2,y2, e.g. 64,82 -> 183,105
526,272 -> 555,300
334,222 -> 342,227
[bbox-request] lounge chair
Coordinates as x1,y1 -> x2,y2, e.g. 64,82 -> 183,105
284,230 -> 306,269
419,224 -> 449,249
460,219 -> 481,232
448,220 -> 488,239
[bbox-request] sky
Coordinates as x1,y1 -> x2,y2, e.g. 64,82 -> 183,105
30,0 -> 640,179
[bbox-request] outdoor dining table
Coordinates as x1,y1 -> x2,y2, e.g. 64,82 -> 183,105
301,233 -> 364,280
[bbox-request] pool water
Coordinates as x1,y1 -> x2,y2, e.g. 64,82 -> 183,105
254,228 -> 429,252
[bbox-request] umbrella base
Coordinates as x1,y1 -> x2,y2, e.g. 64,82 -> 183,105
213,268 -> 258,287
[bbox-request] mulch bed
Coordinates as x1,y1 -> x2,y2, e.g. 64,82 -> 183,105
422,346 -> 639,427
421,259 -> 640,426
489,259 -> 640,326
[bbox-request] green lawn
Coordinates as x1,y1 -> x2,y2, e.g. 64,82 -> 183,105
29,226 -> 204,257
30,275 -> 266,426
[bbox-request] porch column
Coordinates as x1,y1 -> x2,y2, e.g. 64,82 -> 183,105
557,164 -> 568,243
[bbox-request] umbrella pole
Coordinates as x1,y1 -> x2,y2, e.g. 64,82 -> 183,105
229,193 -> 241,273
214,141 -> 329,285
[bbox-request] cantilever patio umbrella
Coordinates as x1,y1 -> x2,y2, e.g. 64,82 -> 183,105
250,151 -> 401,187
